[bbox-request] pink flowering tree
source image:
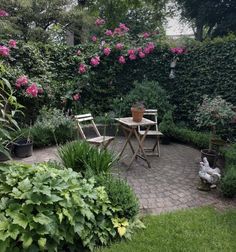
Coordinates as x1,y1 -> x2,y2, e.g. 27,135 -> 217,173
75,20 -> 159,75
71,19 -> 160,97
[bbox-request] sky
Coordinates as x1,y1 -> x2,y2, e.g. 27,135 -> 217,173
165,15 -> 193,36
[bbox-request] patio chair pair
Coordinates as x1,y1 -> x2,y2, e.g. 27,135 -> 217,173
75,110 -> 162,156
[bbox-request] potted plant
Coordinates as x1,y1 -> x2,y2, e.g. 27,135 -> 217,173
195,95 -> 235,167
131,102 -> 145,122
159,111 -> 175,144
13,127 -> 33,158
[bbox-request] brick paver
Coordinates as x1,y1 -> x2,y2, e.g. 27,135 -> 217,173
14,138 -> 236,214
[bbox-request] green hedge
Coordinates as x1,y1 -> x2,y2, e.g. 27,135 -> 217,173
171,36 -> 236,123
221,144 -> 236,197
5,36 -> 236,124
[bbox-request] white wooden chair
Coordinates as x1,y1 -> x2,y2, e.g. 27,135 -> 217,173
138,109 -> 163,156
74,113 -> 114,149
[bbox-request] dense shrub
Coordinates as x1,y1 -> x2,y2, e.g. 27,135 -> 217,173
159,111 -> 175,137
221,144 -> 236,197
58,140 -> 116,176
32,107 -> 77,147
221,166 -> 236,198
0,162 -> 140,251
112,80 -> 172,119
97,176 -> 139,220
223,144 -> 236,167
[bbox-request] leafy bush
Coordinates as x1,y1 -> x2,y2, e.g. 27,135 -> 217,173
224,144 -> 236,167
32,107 -> 77,147
0,162 -> 138,251
97,175 -> 139,220
220,144 -> 236,198
58,140 -> 116,177
112,80 -> 172,119
159,111 -> 175,137
221,166 -> 236,198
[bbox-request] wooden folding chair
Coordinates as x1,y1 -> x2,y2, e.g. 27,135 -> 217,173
138,109 -> 163,156
74,113 -> 114,149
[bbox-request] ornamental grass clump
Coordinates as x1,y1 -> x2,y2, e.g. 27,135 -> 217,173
58,140 -> 116,177
195,95 -> 235,150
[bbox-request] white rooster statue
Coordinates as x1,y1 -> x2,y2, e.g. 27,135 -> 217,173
198,157 -> 221,190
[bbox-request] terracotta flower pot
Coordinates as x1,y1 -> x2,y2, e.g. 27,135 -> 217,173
131,107 -> 145,122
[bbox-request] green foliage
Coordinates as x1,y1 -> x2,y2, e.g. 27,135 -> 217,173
221,144 -> 236,198
0,71 -> 23,158
31,107 -> 77,147
175,0 -> 236,41
221,166 -> 236,198
171,35 -> 236,124
195,95 -> 235,129
113,81 -> 172,119
58,140 -> 116,176
159,111 -> 175,136
0,162 -> 131,251
170,127 -> 210,149
224,144 -> 236,167
97,176 -> 139,220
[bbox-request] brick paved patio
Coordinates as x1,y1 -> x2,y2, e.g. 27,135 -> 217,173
15,137 -> 236,214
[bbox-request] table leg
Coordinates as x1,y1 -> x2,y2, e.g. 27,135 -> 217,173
119,127 -> 134,159
128,126 -> 151,168
122,126 -> 135,155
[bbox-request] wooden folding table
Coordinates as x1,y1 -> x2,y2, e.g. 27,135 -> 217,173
115,117 -> 156,168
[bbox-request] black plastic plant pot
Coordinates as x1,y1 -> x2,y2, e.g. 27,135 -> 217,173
14,139 -> 33,158
0,152 -> 10,162
201,149 -> 217,167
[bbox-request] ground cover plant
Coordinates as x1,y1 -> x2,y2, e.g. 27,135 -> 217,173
97,207 -> 236,252
0,162 -> 143,251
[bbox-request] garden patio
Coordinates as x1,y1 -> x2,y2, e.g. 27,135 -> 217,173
15,138 -> 236,214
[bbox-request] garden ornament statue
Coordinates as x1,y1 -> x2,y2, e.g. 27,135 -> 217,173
198,157 -> 221,191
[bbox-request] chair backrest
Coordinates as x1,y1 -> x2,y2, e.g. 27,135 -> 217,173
138,109 -> 159,132
74,113 -> 101,140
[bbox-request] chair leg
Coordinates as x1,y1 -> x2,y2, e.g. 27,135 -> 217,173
157,136 -> 161,157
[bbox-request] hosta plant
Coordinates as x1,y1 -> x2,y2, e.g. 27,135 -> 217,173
0,162 -> 141,251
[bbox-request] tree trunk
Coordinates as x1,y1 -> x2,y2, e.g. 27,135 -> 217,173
195,23 -> 203,41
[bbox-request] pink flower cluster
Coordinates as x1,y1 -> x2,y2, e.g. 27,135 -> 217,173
90,56 -> 100,67
95,18 -> 105,26
103,47 -> 111,56
15,76 -> 43,97
170,47 -> 185,55
73,93 -> 80,101
143,32 -> 150,38
8,39 -> 17,48
26,83 -> 38,97
91,35 -> 97,42
0,9 -> 9,17
105,23 -> 129,37
16,75 -> 28,88
0,40 -> 17,57
0,45 -> 10,57
105,29 -> 113,36
115,43 -> 124,50
118,56 -> 126,64
79,63 -> 86,74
